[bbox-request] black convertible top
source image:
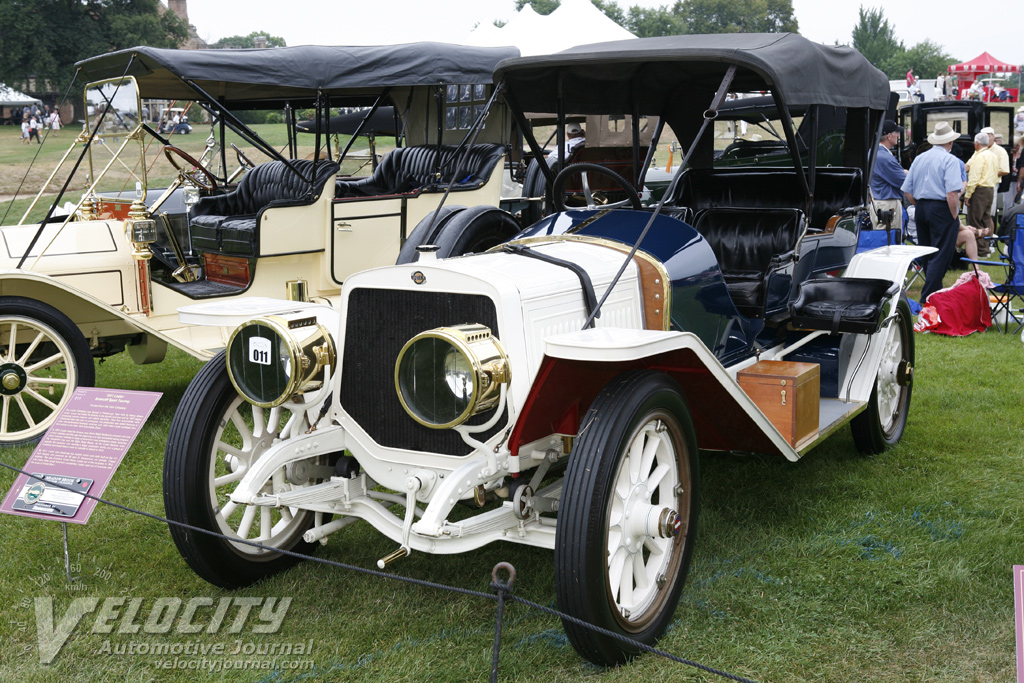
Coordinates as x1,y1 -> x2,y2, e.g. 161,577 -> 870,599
75,43 -> 519,105
495,33 -> 889,113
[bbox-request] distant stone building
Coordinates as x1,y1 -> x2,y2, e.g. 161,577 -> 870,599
160,0 -> 207,50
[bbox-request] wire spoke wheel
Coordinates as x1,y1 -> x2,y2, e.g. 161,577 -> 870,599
163,352 -> 324,588
0,298 -> 93,446
606,415 -> 686,627
556,370 -> 699,666
209,397 -> 311,554
852,297 -> 914,453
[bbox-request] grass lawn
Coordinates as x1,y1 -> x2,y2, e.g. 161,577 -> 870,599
0,116 -> 1022,682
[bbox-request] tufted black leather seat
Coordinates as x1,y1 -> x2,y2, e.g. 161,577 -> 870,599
692,207 -> 806,317
336,143 -> 505,198
190,159 -> 339,257
669,167 -> 862,229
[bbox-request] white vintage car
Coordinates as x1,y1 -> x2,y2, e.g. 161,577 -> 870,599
0,43 -> 521,445
163,34 -> 932,665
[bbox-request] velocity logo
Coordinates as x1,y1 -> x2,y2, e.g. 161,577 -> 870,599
35,596 -> 291,664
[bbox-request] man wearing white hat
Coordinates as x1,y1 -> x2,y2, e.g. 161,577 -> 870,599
901,121 -> 964,300
980,125 -> 1010,223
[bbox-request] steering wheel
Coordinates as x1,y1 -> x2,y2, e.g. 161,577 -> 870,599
163,145 -> 218,191
231,142 -> 256,171
551,162 -> 642,212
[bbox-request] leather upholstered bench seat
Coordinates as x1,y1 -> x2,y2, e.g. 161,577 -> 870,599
189,159 -> 339,257
336,143 -> 505,197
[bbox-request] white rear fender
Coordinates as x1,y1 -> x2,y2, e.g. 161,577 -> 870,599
844,244 -> 935,293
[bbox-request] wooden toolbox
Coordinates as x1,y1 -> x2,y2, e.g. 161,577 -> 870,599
737,360 -> 820,447
202,253 -> 251,287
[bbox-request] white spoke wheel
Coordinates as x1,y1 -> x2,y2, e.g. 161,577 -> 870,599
555,370 -> 698,666
0,297 -> 93,446
163,351 -> 325,588
852,298 -> 914,454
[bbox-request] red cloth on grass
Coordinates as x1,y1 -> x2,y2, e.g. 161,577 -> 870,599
913,272 -> 992,336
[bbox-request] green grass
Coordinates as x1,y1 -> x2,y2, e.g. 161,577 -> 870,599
0,326 -> 1020,682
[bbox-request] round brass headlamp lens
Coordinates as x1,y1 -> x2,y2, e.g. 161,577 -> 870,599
226,313 -> 335,408
395,324 -> 510,429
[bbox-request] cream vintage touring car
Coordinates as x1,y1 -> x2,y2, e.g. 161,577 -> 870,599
0,42 -> 521,445
164,34 -> 932,666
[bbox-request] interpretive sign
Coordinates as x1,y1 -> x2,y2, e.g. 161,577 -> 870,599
1017,565 -> 1024,683
0,388 -> 161,524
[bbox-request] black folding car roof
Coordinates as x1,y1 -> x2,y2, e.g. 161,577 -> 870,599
495,33 -> 889,114
74,43 -> 520,106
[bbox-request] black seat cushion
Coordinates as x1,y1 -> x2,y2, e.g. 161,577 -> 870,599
336,143 -> 505,198
792,278 -> 897,334
189,159 -> 338,257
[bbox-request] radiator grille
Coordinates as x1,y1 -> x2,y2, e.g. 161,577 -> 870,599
340,288 -> 506,456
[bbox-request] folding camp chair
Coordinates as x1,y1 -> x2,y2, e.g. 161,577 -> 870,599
963,214 -> 1024,333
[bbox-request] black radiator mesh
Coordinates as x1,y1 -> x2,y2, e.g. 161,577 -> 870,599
340,287 -> 507,456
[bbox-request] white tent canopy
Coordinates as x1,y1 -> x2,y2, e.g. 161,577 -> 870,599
464,0 -> 636,56
0,84 -> 42,107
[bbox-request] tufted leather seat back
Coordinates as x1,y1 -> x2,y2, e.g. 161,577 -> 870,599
671,167 -> 862,228
693,208 -> 804,275
692,207 -> 806,316
195,160 -> 339,217
337,143 -> 505,197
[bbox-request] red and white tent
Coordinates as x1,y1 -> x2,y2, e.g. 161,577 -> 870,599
947,52 -> 1020,101
948,51 -> 1020,75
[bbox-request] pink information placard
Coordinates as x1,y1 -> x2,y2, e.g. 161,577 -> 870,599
1,387 -> 160,524
1016,565 -> 1024,683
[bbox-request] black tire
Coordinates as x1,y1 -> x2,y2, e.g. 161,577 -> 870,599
0,296 -> 94,446
851,297 -> 914,454
396,205 -> 467,264
520,158 -> 552,227
555,370 -> 699,666
432,205 -> 522,258
163,351 -> 322,588
552,162 -> 642,212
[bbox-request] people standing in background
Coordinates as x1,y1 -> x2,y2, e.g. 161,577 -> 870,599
906,69 -> 914,88
20,117 -> 30,144
870,120 -> 907,231
964,132 -> 998,250
27,115 -> 41,144
47,110 -> 60,135
901,122 -> 965,301
1010,135 -> 1023,210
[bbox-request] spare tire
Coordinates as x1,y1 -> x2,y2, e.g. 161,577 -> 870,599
432,205 -> 523,258
396,205 -> 467,264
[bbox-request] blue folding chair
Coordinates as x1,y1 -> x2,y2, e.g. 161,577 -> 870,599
856,228 -> 903,252
963,214 -> 1024,333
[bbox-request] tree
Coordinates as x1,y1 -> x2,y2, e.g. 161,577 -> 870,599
625,5 -> 687,37
850,6 -> 903,71
514,0 -> 560,14
513,0 -> 625,25
0,0 -> 187,96
210,31 -> 287,50
673,0 -> 798,34
881,40 -> 957,81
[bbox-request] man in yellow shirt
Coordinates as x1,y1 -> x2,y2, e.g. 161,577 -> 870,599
965,132 -> 999,245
